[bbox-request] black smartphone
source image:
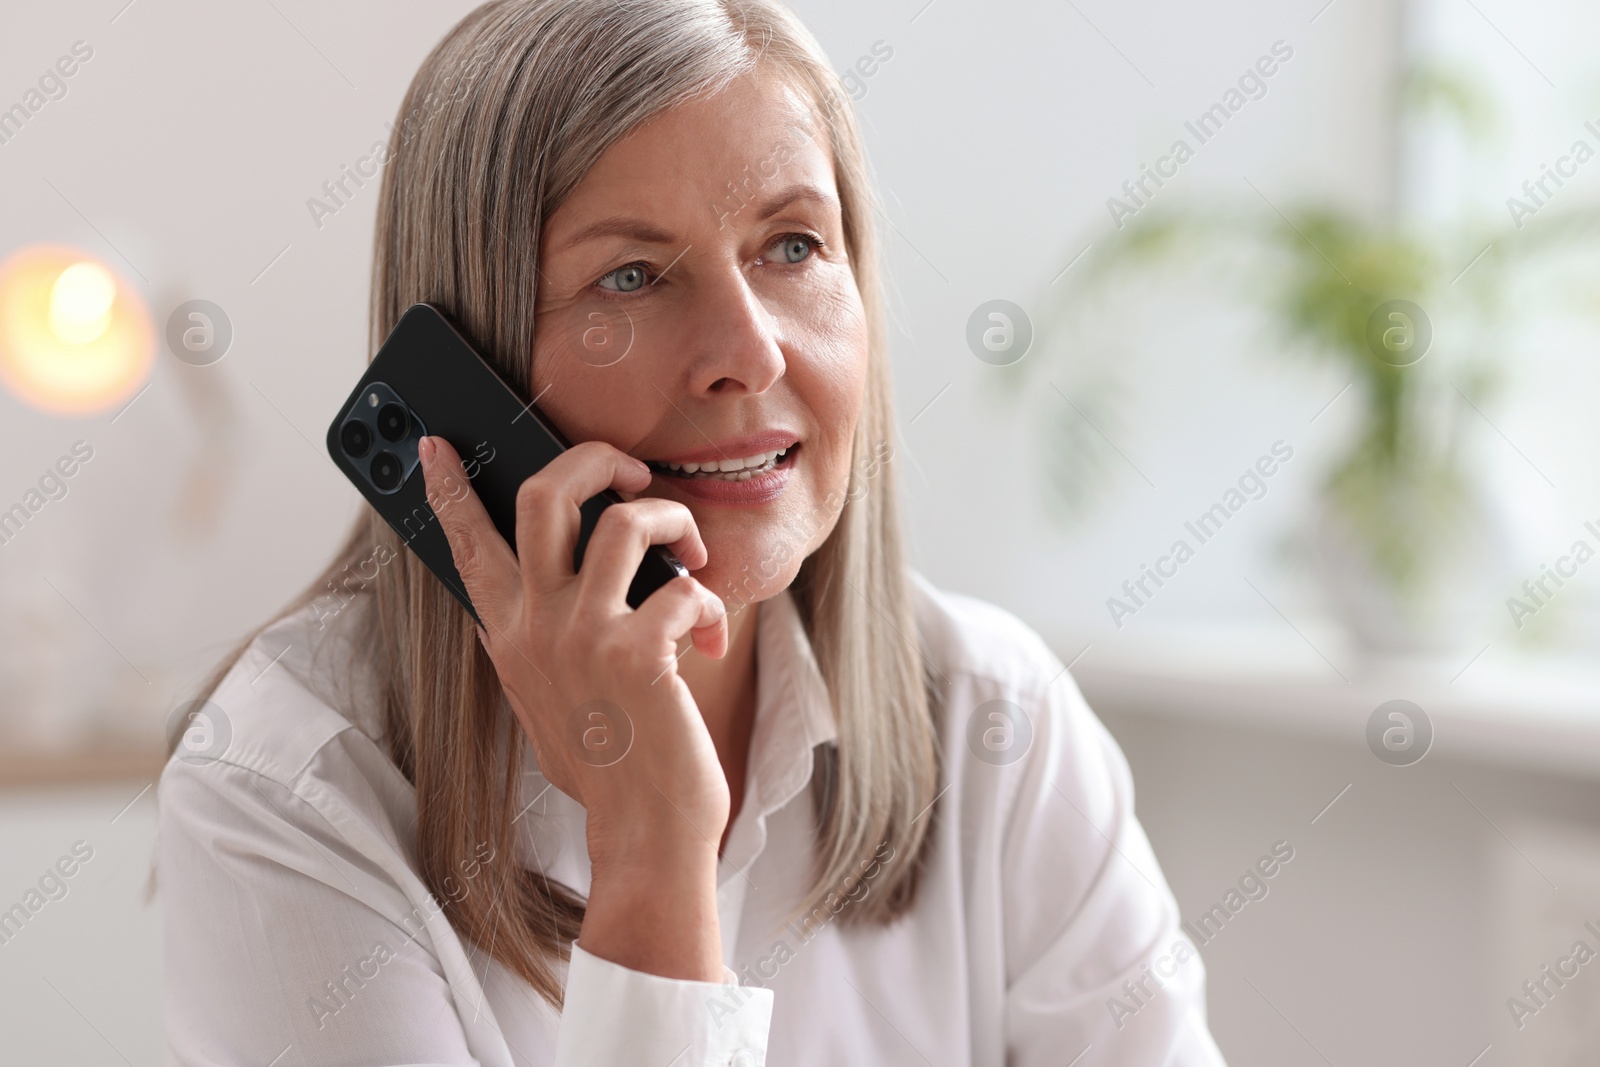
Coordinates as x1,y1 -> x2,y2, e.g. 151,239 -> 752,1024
325,302 -> 688,625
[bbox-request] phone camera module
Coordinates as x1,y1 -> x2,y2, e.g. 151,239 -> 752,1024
370,450 -> 403,492
377,402 -> 411,443
340,419 -> 373,458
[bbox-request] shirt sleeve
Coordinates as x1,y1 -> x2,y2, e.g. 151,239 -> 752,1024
158,756 -> 490,1066
1000,676 -> 1230,1066
159,748 -> 774,1067
554,942 -> 773,1065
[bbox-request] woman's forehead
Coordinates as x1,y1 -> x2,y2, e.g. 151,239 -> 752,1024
547,70 -> 837,235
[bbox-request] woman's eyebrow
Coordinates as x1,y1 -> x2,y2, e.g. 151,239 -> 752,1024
556,185 -> 839,251
752,184 -> 838,221
558,218 -> 678,249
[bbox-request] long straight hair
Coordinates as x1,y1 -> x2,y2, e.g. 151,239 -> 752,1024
179,0 -> 940,1009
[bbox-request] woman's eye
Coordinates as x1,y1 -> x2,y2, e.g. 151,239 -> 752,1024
598,264 -> 649,292
769,234 -> 817,264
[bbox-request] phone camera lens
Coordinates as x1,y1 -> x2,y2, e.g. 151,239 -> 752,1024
340,419 -> 373,458
370,450 -> 403,492
377,403 -> 410,443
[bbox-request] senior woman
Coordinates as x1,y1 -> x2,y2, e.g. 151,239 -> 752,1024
156,1 -> 1229,1064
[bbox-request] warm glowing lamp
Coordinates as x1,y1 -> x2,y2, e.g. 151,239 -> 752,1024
0,245 -> 154,415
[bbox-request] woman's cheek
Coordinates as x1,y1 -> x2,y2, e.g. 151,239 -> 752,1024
532,309 -> 673,441
778,276 -> 867,399
788,266 -> 864,341
795,368 -> 865,525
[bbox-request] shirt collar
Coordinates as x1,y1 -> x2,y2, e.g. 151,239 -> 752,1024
743,586 -> 836,825
514,586 -> 837,887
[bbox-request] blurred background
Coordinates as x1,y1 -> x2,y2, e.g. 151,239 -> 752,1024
2,0 -> 1599,1062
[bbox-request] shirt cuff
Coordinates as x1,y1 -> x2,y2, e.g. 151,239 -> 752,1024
553,940 -> 774,1066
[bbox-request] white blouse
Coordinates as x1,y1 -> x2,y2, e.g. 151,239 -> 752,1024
158,571 -> 1228,1066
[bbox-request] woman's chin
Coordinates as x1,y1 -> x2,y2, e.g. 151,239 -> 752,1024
688,546 -> 804,612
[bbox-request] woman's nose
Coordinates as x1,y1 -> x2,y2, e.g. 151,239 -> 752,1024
680,272 -> 786,397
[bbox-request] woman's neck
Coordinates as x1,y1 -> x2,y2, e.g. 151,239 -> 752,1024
677,600 -> 760,855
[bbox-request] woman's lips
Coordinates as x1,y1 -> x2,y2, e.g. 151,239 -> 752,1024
649,445 -> 798,507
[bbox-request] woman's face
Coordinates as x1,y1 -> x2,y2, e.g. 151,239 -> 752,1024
531,69 -> 868,605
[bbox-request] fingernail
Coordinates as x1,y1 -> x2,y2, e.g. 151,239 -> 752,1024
418,436 -> 436,468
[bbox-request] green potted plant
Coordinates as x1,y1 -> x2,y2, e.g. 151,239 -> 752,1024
1011,63 -> 1597,653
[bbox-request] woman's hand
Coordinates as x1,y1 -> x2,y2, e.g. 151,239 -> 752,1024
417,435 -> 730,980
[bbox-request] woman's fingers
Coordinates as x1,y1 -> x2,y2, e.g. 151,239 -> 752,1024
576,498 -> 708,614
629,575 -> 729,661
418,436 -> 520,623
514,440 -> 653,593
